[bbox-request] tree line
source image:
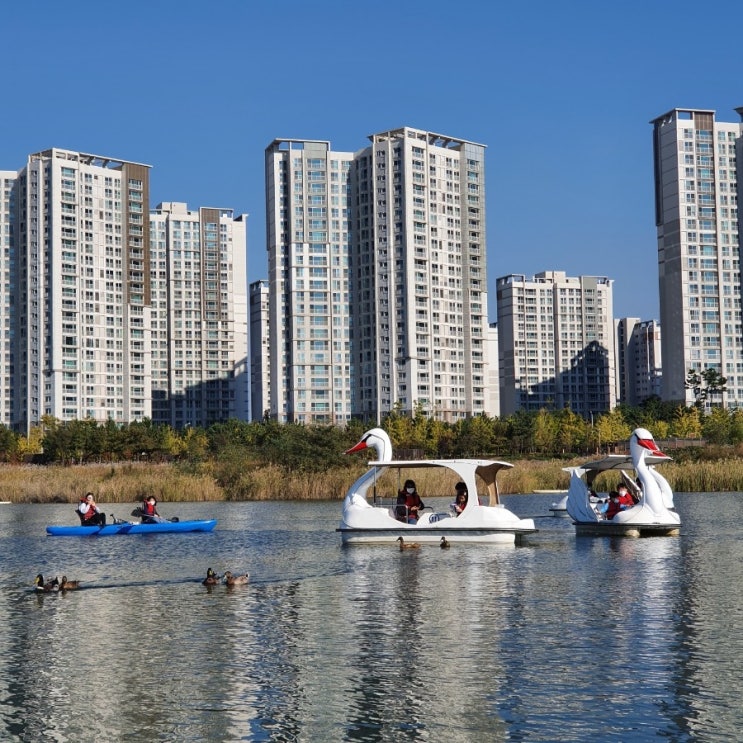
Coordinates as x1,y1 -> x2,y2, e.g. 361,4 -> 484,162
0,396 -> 740,471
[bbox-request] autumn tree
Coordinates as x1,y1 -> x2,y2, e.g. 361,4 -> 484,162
532,409 -> 558,454
701,406 -> 731,445
670,406 -> 702,440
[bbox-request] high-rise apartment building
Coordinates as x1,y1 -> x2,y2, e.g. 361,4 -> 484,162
353,128 -> 488,422
149,202 -> 248,428
485,323 -> 500,417
651,108 -> 742,408
265,139 -> 354,424
615,318 -> 662,406
13,149 -> 153,433
249,279 -> 270,420
265,127 -> 489,424
0,171 -> 17,427
496,271 -> 615,417
1,150 -> 249,434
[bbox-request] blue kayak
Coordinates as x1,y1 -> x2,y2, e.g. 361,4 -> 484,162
46,519 -> 217,536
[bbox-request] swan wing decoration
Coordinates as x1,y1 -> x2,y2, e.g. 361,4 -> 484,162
566,469 -> 599,523
649,467 -> 675,510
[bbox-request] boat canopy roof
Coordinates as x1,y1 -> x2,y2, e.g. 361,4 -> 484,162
564,453 -> 672,486
367,458 -> 513,506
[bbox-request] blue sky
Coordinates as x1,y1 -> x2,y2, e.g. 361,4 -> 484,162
3,0 -> 741,322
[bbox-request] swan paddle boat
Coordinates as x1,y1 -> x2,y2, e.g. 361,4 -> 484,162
548,493 -> 572,517
338,428 -> 537,545
549,488 -> 602,517
566,427 -> 680,537
46,518 -> 217,536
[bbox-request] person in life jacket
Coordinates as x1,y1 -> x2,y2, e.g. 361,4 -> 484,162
616,483 -> 636,508
76,492 -> 106,527
604,491 -> 627,520
398,479 -> 425,524
141,496 -> 166,523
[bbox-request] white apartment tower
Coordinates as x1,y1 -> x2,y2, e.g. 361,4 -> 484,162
485,323 -> 500,417
265,140 -> 354,424
149,202 -> 248,428
651,108 -> 742,408
15,149 -> 153,433
265,128 -> 489,424
615,318 -> 662,406
353,128 -> 489,422
0,171 -> 17,427
249,279 -> 270,420
497,271 -> 616,417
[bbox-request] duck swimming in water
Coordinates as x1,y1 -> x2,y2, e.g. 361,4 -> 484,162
223,571 -> 249,586
34,574 -> 59,593
396,536 -> 420,551
440,536 -> 451,549
59,576 -> 80,590
202,568 -> 220,586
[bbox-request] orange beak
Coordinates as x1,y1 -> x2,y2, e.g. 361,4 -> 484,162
344,439 -> 368,455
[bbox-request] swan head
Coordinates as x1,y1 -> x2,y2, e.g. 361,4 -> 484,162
630,427 -> 666,460
345,428 -> 392,462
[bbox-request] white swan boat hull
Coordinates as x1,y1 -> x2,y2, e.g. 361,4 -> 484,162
566,428 -> 680,538
339,504 -> 535,544
548,494 -> 569,516
341,429 -> 537,545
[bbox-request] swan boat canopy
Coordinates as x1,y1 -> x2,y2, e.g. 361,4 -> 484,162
566,427 -> 680,537
338,428 -> 537,545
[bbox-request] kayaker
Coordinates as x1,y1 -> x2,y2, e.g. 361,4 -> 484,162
76,492 -> 106,527
141,495 -> 166,523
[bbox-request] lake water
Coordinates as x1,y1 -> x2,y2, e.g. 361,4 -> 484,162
2,492 -> 743,742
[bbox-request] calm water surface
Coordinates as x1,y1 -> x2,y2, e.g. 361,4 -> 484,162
2,493 -> 743,742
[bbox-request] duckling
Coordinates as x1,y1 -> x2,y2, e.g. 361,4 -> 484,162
440,536 -> 451,549
202,568 -> 221,586
223,571 -> 249,586
59,576 -> 80,590
34,574 -> 59,593
396,536 -> 420,551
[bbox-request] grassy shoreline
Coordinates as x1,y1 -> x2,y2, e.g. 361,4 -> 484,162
1,457 -> 742,505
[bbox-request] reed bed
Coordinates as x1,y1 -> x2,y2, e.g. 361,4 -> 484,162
1,456 -> 743,504
0,462 -> 222,504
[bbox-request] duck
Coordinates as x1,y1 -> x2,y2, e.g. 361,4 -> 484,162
34,574 -> 59,593
440,536 -> 451,549
396,536 -> 420,551
59,576 -> 80,590
223,571 -> 249,586
202,568 -> 221,586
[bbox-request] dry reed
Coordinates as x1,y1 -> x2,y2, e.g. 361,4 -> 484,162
1,455 -> 742,504
0,462 -> 221,504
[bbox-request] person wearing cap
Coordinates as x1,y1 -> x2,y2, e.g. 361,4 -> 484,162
76,492 -> 106,527
451,482 -> 468,516
140,495 -> 166,523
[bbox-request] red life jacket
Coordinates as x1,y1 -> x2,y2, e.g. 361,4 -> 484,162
79,502 -> 97,521
405,492 -> 423,519
142,501 -> 157,516
605,499 -> 622,520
